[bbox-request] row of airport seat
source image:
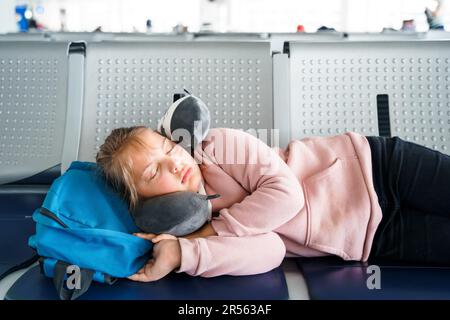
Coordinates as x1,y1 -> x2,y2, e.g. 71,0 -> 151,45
1,38 -> 450,299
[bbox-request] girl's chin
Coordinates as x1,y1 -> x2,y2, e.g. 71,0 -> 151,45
191,177 -> 201,192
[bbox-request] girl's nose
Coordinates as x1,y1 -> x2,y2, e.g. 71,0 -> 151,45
167,157 -> 182,174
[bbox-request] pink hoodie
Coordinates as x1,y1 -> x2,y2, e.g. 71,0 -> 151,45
176,128 -> 382,277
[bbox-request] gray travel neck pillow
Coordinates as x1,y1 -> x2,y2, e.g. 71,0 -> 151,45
157,90 -> 210,156
131,91 -> 220,236
132,192 -> 220,236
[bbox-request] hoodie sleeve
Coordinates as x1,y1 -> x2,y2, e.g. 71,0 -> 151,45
198,128 -> 303,237
176,232 -> 286,277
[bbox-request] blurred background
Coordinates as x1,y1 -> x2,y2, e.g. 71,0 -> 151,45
0,0 -> 448,34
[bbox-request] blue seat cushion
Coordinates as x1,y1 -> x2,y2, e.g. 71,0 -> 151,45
0,215 -> 35,264
4,165 -> 60,185
296,257 -> 450,300
6,265 -> 288,300
0,188 -> 47,265
0,264 -> 10,276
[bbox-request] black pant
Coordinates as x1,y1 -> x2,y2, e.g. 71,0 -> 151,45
366,136 -> 450,265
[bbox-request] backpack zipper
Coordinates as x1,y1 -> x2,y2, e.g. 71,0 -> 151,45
39,208 -> 69,228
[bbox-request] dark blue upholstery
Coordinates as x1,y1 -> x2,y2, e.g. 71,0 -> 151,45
4,165 -> 61,185
296,257 -> 450,300
0,264 -> 10,275
6,265 -> 288,300
0,215 -> 35,264
0,189 -> 47,265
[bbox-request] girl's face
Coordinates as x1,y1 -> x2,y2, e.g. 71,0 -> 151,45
129,129 -> 203,199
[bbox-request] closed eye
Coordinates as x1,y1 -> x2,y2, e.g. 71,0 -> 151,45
145,138 -> 178,182
148,142 -> 175,181
146,165 -> 158,181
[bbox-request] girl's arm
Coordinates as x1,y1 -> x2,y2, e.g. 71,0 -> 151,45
177,232 -> 286,277
131,231 -> 286,279
200,128 -> 304,237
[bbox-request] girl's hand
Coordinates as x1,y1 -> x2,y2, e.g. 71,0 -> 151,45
128,236 -> 181,282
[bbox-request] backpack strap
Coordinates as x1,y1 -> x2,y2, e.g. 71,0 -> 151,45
52,260 -> 94,300
0,254 -> 40,282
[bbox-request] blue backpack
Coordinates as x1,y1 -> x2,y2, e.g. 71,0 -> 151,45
1,161 -> 152,300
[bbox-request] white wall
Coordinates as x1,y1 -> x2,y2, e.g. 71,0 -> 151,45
0,0 -> 18,33
343,0 -> 441,32
15,0 -> 450,33
225,0 -> 447,32
199,0 -> 230,32
228,0 -> 343,32
29,0 -> 201,32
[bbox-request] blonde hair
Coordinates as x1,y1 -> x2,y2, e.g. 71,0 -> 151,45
96,126 -> 149,211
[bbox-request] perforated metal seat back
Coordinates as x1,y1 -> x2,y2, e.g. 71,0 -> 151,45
0,42 -> 69,184
77,41 -> 273,162
287,41 -> 450,154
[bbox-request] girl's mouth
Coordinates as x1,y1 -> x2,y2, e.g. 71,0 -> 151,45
182,167 -> 192,184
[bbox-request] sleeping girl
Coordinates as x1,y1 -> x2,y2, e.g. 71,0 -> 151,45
96,124 -> 450,282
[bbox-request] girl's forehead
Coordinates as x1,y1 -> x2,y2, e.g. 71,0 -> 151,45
122,130 -> 160,165
139,129 -> 164,143
138,129 -> 164,148
129,129 -> 165,163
